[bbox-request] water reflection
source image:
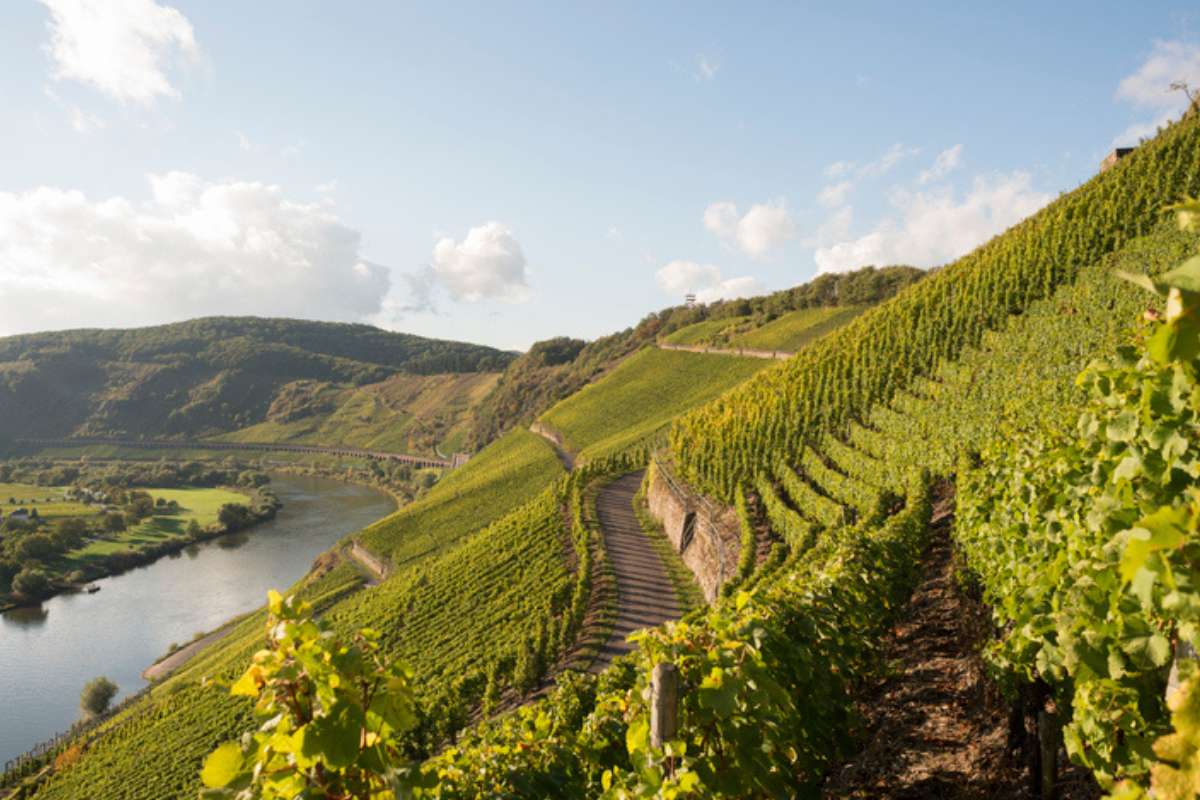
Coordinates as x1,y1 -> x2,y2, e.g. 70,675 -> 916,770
4,604 -> 48,627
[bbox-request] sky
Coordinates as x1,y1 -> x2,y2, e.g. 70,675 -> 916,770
1,2 -> 1199,351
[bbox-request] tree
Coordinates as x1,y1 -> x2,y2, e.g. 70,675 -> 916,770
218,503 -> 252,531
186,518 -> 202,538
104,512 -> 126,533
80,676 -> 118,718
16,533 -> 57,561
12,567 -> 50,598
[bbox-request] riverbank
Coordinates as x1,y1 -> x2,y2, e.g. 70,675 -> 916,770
0,487 -> 281,613
0,474 -> 397,769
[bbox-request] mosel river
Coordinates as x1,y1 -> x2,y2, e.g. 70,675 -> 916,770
0,473 -> 395,766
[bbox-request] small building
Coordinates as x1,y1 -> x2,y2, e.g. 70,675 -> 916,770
685,293 -> 697,308
1100,147 -> 1135,173
9,509 -> 30,521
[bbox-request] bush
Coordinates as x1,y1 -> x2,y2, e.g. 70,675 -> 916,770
80,676 -> 119,718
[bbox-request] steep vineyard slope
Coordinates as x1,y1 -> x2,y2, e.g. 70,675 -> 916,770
670,113 -> 1200,501
537,347 -> 769,461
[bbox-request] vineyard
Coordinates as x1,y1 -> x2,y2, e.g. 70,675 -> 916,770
537,347 -> 768,462
728,305 -> 866,352
669,112 -> 1200,503
13,111 -> 1200,799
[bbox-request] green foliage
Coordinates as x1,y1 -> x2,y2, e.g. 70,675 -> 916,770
79,677 -> 119,718
729,305 -> 867,352
954,205 -> 1200,792
198,591 -> 419,799
411,472 -> 931,798
670,114 -> 1200,501
539,348 -> 769,462
358,428 -> 564,565
0,316 -> 512,442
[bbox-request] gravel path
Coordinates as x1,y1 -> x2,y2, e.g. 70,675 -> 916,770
590,471 -> 681,671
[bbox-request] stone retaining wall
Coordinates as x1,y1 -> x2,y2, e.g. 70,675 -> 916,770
645,460 -> 741,602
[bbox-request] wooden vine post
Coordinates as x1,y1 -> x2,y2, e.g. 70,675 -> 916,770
650,662 -> 678,748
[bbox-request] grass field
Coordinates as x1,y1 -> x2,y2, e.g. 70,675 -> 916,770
539,347 -> 770,460
729,305 -> 866,352
662,315 -> 752,345
0,483 -> 94,519
63,487 -> 249,562
358,428 -> 564,565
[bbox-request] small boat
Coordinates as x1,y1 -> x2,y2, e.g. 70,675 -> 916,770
85,584 -> 101,594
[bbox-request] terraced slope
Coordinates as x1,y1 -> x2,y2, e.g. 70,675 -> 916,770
538,347 -> 768,461
670,112 -> 1200,501
729,305 -> 866,352
358,427 -> 564,565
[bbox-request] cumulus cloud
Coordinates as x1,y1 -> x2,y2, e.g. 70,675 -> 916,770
702,199 -> 795,259
430,222 -> 530,303
0,172 -> 390,334
813,172 -> 1052,273
917,144 -> 963,184
1113,40 -> 1200,145
655,260 -> 761,304
38,0 -> 200,105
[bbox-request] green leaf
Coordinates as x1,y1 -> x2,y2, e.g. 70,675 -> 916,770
1148,634 -> 1172,667
1107,412 -> 1138,443
626,719 -> 649,755
200,742 -> 244,788
300,701 -> 365,769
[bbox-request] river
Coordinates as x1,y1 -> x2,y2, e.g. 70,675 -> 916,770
0,473 -> 395,766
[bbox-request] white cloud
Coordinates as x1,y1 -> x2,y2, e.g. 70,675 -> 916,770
38,0 -> 199,105
235,131 -> 252,151
917,144 -> 963,184
655,260 -> 761,303
813,171 -> 1052,273
1117,40 -> 1200,109
857,143 -> 921,178
695,55 -> 720,81
824,160 -> 856,179
702,199 -> 795,259
430,222 -> 530,303
281,141 -> 305,159
1113,40 -> 1200,146
0,172 -> 390,335
68,105 -> 105,133
817,181 -> 853,208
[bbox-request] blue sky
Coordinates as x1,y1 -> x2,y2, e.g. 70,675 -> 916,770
1,1 -> 1198,350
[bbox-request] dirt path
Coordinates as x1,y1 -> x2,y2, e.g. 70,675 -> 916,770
590,471 -> 681,671
822,502 -> 1031,799
142,627 -> 234,681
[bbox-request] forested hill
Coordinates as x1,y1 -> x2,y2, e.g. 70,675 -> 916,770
0,316 -> 515,441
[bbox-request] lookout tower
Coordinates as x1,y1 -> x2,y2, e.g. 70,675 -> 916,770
685,293 -> 696,308
1100,147 -> 1134,173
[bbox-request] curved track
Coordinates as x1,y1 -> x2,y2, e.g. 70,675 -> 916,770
590,471 -> 681,670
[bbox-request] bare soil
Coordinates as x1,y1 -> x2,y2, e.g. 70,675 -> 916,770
823,500 -> 1032,800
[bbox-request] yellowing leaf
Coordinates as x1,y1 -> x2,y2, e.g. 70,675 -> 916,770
199,741 -> 244,788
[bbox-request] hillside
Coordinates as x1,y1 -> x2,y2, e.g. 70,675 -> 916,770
0,317 -> 513,449
467,264 -> 919,449
11,112 -> 1200,800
